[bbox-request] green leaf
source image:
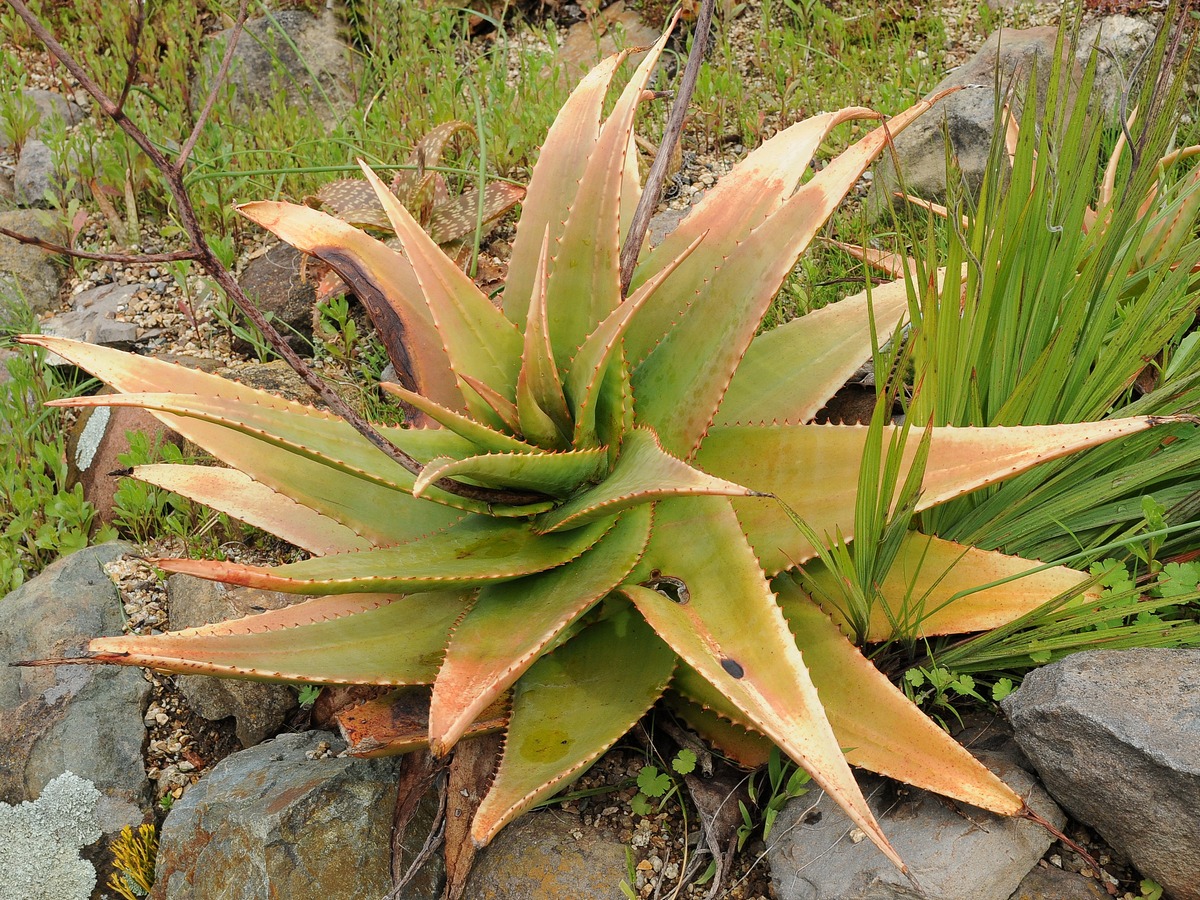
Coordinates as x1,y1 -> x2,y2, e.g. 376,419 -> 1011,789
413,447 -> 608,500
622,495 -> 902,869
637,766 -> 671,797
697,418 -> 1173,576
153,515 -> 617,594
535,428 -> 757,533
87,591 -> 471,684
429,504 -> 653,754
672,748 -> 697,775
471,604 -> 676,845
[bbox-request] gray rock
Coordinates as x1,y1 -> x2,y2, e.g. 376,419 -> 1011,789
0,542 -> 150,832
0,88 -> 85,154
167,575 -> 300,747
766,746 -> 1063,900
41,282 -> 140,350
198,9 -> 356,130
233,242 -> 316,355
648,204 -> 694,248
153,730 -> 402,900
869,17 -> 1164,214
464,810 -> 630,900
1003,649 -> 1200,900
0,208 -> 65,314
14,138 -> 83,208
1006,863 -> 1111,900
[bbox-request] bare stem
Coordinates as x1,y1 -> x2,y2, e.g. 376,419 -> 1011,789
618,0 -> 716,296
2,0 -> 545,509
176,0 -> 249,172
0,225 -> 201,264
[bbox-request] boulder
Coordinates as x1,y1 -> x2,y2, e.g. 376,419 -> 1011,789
560,2 -> 661,87
1003,649 -> 1200,900
869,16 -> 1161,214
41,282 -> 140,350
463,809 -> 630,900
14,138 -> 83,208
167,575 -> 300,747
0,208 -> 65,315
197,8 -> 356,130
766,740 -> 1064,900
0,542 -> 150,831
152,730 -> 404,900
0,88 -> 85,153
213,357 -> 321,404
233,242 -> 316,355
1006,863 -> 1111,900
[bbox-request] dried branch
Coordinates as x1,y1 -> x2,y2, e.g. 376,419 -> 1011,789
2,0 -> 546,508
177,0 -> 249,172
114,0 -> 146,115
0,225 -> 202,264
618,0 -> 716,296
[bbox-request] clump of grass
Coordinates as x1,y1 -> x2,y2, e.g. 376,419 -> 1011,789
0,304 -> 115,595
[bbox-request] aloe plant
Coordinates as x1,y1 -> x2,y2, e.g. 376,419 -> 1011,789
23,29 -> 1185,869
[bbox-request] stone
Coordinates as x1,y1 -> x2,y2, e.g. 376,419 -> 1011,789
233,242 -> 316,355
868,16 -> 1164,214
167,575 -> 300,747
64,388 -> 185,526
0,772 -> 102,900
766,743 -> 1064,900
41,282 -> 140,350
1003,649 -> 1200,900
0,542 -> 150,831
0,208 -> 65,315
198,8 -> 356,130
14,138 -> 83,208
560,1 -> 661,87
24,88 -> 85,134
648,204 -> 693,248
152,730 -> 402,900
213,358 -> 321,404
1006,863 -> 1111,900
463,809 -> 630,900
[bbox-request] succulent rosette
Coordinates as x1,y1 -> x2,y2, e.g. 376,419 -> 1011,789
26,27 -> 1174,868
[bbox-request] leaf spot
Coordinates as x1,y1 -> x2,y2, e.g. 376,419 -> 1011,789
720,658 -> 744,679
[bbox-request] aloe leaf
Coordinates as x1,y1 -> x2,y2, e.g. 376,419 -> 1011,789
543,28 -> 672,361
154,515 -> 617,594
51,390 -> 495,513
566,231 -> 705,446
662,691 -> 773,769
413,447 -> 608,500
23,339 -> 467,539
339,686 -> 509,758
621,495 -> 902,870
595,343 -> 634,464
802,533 -> 1094,642
626,107 -> 878,366
394,120 -> 475,197
379,382 -> 535,454
717,276 -> 911,425
359,162 -> 524,417
85,591 -> 471,684
775,578 -> 1024,814
633,98 -> 942,458
235,201 -> 463,411
429,182 -> 526,245
460,373 -> 523,434
470,605 -> 676,845
697,418 -> 1175,576
129,464 -> 373,555
430,504 -> 653,755
517,228 -> 573,448
503,52 -> 628,324
535,427 -> 758,533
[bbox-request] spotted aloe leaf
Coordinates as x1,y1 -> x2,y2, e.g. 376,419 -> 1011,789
26,21 -> 1188,873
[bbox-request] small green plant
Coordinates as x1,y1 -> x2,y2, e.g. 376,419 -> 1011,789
296,684 -> 321,708
630,748 -> 696,816
0,73 -> 39,156
902,666 -> 985,728
1140,878 -> 1165,900
107,823 -> 158,900
736,746 -> 811,851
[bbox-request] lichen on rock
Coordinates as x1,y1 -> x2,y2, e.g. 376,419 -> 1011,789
0,772 -> 103,900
